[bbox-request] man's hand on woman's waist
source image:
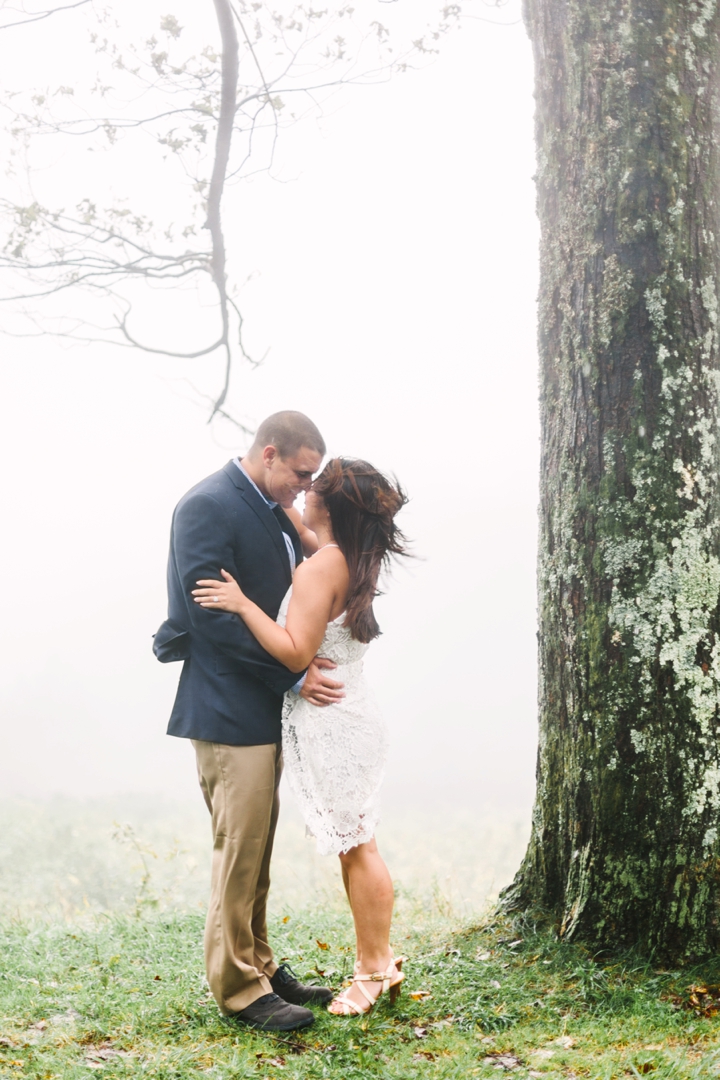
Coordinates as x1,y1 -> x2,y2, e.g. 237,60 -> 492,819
299,657 -> 345,707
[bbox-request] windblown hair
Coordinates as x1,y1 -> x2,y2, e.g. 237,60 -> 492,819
250,411 -> 326,459
312,458 -> 409,644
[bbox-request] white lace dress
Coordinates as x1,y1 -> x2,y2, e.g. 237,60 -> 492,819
277,586 -> 389,856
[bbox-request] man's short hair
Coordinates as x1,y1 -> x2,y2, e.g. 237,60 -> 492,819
250,411 -> 326,460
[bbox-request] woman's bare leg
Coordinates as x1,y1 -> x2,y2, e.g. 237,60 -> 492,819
329,837 -> 398,1013
341,861 -> 352,909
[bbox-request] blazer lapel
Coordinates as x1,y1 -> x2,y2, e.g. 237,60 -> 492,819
223,461 -> 293,584
273,505 -> 304,568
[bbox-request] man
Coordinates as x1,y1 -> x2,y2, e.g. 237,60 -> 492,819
154,411 -> 344,1031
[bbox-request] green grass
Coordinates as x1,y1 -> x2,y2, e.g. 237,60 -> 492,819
3,904 -> 720,1079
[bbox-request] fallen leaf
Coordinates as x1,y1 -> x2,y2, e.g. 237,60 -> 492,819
643,1045 -> 664,1051
507,940 -> 523,949
635,1064 -> 656,1075
490,980 -> 502,989
483,1054 -> 522,1070
477,951 -> 491,961
315,940 -> 329,950
31,1021 -> 47,1032
412,1051 -> 436,1062
414,1026 -> 428,1038
409,990 -> 432,1000
666,983 -> 720,1017
552,1036 -> 575,1049
530,1049 -> 554,1060
154,975 -> 162,981
311,967 -> 336,979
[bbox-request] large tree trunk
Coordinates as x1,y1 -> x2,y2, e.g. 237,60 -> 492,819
504,0 -> 720,958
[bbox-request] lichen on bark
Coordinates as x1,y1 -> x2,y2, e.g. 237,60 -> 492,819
503,0 -> 720,958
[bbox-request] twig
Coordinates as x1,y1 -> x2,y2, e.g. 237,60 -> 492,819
0,0 -> 89,31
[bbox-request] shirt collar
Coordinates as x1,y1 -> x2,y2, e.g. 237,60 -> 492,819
235,458 -> 278,509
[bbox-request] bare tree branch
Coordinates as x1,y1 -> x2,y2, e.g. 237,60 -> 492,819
116,312 -> 225,359
204,0 -> 239,419
0,0 -> 485,426
0,0 -> 90,31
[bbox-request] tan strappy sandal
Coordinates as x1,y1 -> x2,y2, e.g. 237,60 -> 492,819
328,955 -> 406,1017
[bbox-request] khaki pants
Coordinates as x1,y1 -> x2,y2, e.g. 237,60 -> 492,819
192,740 -> 282,1014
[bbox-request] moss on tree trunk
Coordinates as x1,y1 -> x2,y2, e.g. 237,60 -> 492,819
503,0 -> 720,959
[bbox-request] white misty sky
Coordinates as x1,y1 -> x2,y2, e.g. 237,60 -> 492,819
0,0 -> 539,816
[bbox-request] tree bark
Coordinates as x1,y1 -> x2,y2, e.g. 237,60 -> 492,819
503,0 -> 720,959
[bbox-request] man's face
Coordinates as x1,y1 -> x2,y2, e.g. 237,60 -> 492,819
262,445 -> 323,508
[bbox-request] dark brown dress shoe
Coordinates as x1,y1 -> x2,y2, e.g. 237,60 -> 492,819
271,963 -> 334,1006
229,993 -> 314,1031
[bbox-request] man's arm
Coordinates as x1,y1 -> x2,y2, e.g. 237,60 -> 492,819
299,657 -> 345,706
172,491 -> 301,696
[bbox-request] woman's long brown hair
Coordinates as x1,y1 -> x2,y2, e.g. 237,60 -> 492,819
312,458 -> 409,643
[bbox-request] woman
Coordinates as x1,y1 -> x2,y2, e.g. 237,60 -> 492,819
192,458 -> 409,1017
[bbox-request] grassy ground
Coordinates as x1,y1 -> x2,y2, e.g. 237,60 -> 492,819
4,798 -> 720,1078
3,903 -> 720,1079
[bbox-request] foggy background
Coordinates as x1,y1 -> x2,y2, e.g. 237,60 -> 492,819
0,0 -> 538,915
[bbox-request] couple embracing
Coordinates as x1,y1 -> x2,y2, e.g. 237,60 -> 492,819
154,411 -> 409,1031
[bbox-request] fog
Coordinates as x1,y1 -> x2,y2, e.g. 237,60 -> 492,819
0,0 -> 538,909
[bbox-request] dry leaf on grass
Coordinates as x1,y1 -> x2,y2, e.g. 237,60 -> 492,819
483,1054 -> 523,1070
409,990 -> 432,1000
665,983 -> 720,1017
85,1044 -> 130,1066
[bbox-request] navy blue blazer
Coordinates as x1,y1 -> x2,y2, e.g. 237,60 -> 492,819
156,461 -> 304,745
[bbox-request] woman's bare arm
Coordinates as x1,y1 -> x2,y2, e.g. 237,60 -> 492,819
192,552 -> 346,672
